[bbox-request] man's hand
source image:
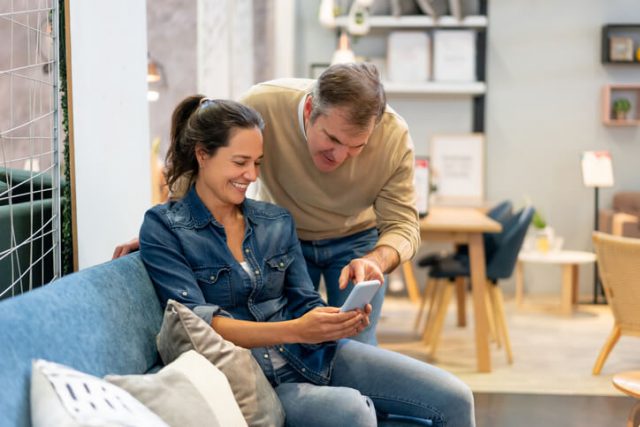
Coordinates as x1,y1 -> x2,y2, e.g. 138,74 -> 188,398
337,258 -> 384,290
293,306 -> 368,343
338,245 -> 400,289
112,237 -> 140,259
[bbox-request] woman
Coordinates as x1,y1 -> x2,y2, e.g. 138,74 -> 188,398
139,96 -> 475,427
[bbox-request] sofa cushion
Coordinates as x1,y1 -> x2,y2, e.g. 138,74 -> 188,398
106,350 -> 246,427
0,253 -> 164,427
157,299 -> 285,427
30,359 -> 168,427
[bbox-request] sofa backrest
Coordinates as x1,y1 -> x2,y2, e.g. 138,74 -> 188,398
0,252 -> 164,427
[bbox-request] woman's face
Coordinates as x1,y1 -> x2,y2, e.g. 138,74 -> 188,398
196,126 -> 263,207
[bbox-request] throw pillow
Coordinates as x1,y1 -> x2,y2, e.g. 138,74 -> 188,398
106,350 -> 245,427
156,299 -> 285,427
30,359 -> 168,427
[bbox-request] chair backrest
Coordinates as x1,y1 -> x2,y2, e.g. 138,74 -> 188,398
483,200 -> 514,256
486,205 -> 534,280
592,232 -> 640,331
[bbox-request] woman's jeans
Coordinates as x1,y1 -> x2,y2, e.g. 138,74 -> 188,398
300,228 -> 387,345
269,339 -> 476,427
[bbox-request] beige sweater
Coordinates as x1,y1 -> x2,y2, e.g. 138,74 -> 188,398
239,79 -> 420,262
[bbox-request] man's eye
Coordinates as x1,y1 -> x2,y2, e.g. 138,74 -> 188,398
234,161 -> 246,166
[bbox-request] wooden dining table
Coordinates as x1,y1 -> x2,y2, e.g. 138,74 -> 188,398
402,206 -> 502,373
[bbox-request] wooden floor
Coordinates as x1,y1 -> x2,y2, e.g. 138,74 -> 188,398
475,392 -> 637,427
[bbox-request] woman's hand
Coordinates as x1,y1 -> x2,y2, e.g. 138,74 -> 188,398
293,306 -> 370,344
112,237 -> 140,259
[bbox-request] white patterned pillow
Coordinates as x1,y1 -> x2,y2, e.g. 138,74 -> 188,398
30,359 -> 168,427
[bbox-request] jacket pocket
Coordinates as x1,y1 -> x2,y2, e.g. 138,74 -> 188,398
263,253 -> 294,297
194,266 -> 234,307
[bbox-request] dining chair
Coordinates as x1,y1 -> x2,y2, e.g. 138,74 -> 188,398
591,232 -> 640,375
414,200 -> 514,332
421,205 -> 534,363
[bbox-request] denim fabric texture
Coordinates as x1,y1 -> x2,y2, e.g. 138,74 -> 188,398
140,186 -> 336,384
271,339 -> 475,427
0,253 -> 163,427
300,228 -> 388,345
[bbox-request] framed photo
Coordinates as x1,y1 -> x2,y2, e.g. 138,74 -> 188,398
609,36 -> 634,62
429,133 -> 484,201
309,63 -> 330,79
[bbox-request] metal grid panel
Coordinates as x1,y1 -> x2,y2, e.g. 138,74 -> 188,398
0,0 -> 60,299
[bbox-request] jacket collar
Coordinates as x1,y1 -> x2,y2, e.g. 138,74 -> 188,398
183,185 -> 257,228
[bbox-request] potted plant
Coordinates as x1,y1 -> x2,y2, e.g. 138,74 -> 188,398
613,97 -> 632,120
531,209 -> 555,253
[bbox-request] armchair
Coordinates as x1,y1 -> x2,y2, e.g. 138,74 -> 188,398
599,192 -> 640,238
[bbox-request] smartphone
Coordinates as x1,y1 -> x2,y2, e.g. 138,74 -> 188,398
339,280 -> 382,312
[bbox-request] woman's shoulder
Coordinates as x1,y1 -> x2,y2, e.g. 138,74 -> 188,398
243,199 -> 292,221
145,198 -> 194,227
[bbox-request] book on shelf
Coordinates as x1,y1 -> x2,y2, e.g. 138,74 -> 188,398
433,29 -> 476,82
387,31 -> 431,83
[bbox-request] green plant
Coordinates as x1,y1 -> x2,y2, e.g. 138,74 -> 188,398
613,97 -> 631,114
532,210 -> 547,229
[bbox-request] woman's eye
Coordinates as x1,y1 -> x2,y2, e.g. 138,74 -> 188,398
233,161 -> 246,166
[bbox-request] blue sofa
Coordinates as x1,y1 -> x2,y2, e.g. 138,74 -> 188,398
0,252 -> 425,427
0,253 -> 163,427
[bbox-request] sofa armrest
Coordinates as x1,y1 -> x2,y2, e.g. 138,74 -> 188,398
612,212 -> 640,237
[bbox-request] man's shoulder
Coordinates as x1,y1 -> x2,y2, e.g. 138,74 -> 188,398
241,79 -> 313,103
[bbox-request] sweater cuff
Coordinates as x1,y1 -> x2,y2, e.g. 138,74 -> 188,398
375,233 -> 416,263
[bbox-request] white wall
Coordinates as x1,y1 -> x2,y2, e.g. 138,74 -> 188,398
69,0 -> 151,269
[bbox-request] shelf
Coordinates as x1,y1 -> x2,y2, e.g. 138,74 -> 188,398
382,81 -> 486,95
601,84 -> 640,126
334,15 -> 488,30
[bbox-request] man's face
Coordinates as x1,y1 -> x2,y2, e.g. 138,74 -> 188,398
303,96 -> 375,173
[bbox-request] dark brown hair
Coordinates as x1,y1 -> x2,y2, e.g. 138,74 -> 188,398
310,63 -> 386,130
165,95 -> 264,193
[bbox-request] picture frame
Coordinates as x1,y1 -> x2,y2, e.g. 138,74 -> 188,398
429,133 -> 484,201
609,36 -> 634,62
309,63 -> 330,79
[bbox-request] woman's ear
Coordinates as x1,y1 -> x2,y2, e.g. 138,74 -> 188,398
195,146 -> 208,167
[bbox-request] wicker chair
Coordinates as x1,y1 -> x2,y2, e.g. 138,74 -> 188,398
592,232 -> 640,375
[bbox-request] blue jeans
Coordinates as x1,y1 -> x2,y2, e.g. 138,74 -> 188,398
270,339 -> 475,427
300,228 -> 387,345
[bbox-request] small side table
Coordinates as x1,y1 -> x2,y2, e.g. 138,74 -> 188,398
612,371 -> 640,427
515,250 -> 597,315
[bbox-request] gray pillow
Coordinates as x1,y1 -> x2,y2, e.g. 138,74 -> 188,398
106,350 -> 246,427
157,299 -> 285,427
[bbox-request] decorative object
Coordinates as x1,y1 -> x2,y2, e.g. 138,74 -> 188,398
429,133 -> 484,202
414,157 -> 430,218
387,31 -> 430,82
331,31 -> 356,65
612,97 -> 631,120
609,36 -> 634,62
433,29 -> 476,82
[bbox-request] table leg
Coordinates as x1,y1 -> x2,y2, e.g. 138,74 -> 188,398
572,264 -> 579,304
468,233 -> 491,373
561,264 -> 575,315
456,277 -> 466,327
402,261 -> 421,304
515,260 -> 524,308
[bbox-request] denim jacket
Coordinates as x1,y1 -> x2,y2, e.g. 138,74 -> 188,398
139,186 -> 336,384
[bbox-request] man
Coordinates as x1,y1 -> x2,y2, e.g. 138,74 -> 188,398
114,63 -> 420,345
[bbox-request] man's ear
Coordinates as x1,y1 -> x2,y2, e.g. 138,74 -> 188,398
303,95 -> 313,121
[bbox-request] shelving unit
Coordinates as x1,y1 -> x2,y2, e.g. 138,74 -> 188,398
602,84 -> 640,126
329,1 -> 489,132
601,24 -> 640,64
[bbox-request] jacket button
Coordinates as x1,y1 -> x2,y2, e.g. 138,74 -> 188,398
263,354 -> 269,359
279,347 -> 284,352
245,248 -> 250,253
279,262 -> 284,267
181,291 -> 187,297
301,368 -> 306,373
210,275 -> 215,281
254,270 -> 260,275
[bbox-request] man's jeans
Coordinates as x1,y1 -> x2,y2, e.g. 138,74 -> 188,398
269,339 -> 476,427
300,228 -> 387,345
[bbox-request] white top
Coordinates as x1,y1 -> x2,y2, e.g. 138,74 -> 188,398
518,250 -> 596,265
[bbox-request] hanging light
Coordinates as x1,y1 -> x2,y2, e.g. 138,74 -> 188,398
147,58 -> 161,83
